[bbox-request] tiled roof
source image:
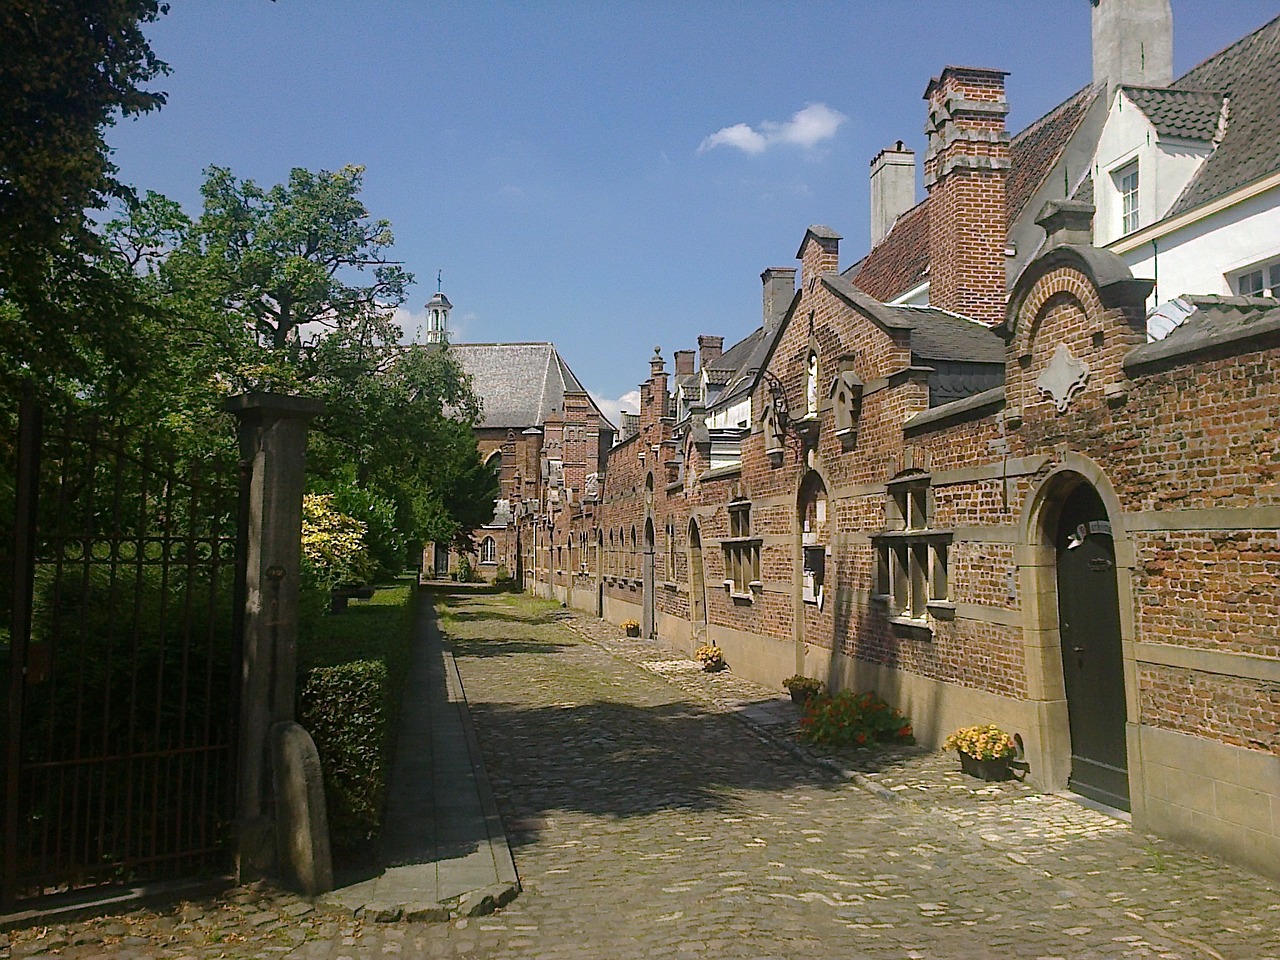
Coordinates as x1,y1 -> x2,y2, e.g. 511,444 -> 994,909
1006,83 -> 1103,224
1072,171 -> 1094,206
845,199 -> 930,302
846,83 -> 1101,302
1122,86 -> 1225,142
1167,14 -> 1280,215
448,342 -> 611,430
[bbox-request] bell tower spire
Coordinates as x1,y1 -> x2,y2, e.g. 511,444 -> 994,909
424,271 -> 452,344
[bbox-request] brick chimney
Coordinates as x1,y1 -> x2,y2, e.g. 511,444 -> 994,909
923,66 -> 1009,327
761,267 -> 796,334
697,335 -> 723,370
870,141 -> 916,246
647,347 -> 668,421
796,226 -> 840,291
674,349 -> 695,376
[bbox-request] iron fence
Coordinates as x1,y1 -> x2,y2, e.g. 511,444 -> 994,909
2,395 -> 242,909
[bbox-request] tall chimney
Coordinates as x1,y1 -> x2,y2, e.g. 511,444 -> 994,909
760,267 -> 796,334
1092,0 -> 1172,94
923,66 -> 1009,327
674,349 -> 695,376
697,335 -> 723,370
870,141 -> 916,246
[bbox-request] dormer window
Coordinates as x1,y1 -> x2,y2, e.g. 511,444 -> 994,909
1116,161 -> 1139,235
1234,260 -> 1280,298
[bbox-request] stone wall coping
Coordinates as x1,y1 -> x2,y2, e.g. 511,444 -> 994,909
224,392 -> 325,419
903,385 -> 1005,434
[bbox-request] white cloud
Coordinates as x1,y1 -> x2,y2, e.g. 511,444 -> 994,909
698,102 -> 846,155
590,389 -> 640,434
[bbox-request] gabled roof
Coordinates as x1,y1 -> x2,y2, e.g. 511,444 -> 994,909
1120,86 -> 1225,142
1167,14 -> 1280,215
448,342 -> 613,431
846,82 -> 1102,302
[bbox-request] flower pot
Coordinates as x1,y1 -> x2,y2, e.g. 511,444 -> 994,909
958,751 -> 1013,781
789,688 -> 815,705
625,624 -> 640,637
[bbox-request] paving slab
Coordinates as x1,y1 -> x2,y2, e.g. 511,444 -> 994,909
318,587 -> 518,921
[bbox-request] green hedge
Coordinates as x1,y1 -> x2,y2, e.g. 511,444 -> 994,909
297,580 -> 414,863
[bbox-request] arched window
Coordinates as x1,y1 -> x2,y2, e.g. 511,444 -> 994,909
480,536 -> 496,564
805,350 -> 819,418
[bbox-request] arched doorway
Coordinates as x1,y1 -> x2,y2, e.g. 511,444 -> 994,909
643,517 -> 656,639
1055,483 -> 1129,810
688,519 -> 707,638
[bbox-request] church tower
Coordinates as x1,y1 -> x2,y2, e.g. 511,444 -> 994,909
424,272 -> 452,344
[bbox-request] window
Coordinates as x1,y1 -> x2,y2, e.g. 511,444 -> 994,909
480,536 -> 496,564
1235,260 -> 1280,297
722,500 -> 761,595
1116,162 -> 1139,235
666,522 -> 678,582
874,475 -> 950,624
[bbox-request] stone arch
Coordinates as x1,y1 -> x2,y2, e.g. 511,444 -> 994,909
1016,452 -> 1140,808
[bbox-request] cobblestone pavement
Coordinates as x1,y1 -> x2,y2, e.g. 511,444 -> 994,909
6,591 -> 1279,959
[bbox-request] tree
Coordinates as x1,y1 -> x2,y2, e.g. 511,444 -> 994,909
139,164 -> 499,558
0,0 -> 170,405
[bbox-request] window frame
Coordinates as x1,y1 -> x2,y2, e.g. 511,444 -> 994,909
1115,161 -> 1140,235
873,475 -> 952,631
722,500 -> 762,598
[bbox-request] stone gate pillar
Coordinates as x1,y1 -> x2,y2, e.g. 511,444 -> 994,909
226,392 -> 326,887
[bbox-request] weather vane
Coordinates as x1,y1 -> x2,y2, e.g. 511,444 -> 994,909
437,270 -> 442,293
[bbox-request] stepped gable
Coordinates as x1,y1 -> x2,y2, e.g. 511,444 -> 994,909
1167,14 -> 1280,215
848,83 -> 1101,302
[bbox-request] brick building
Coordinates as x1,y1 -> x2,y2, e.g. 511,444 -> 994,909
513,3 -> 1280,878
423,331 -> 614,581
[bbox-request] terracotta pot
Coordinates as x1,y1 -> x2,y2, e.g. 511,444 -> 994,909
958,751 -> 1013,781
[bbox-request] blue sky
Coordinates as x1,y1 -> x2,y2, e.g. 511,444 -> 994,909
109,1 -> 1275,424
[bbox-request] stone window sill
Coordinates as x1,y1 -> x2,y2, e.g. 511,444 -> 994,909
889,616 -> 933,641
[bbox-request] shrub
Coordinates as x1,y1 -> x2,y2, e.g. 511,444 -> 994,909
297,659 -> 388,859
799,690 -> 915,748
297,582 -> 414,864
455,554 -> 482,583
301,493 -> 373,591
782,675 -> 824,696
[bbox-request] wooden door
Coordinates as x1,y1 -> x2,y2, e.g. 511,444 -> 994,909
1056,485 -> 1130,810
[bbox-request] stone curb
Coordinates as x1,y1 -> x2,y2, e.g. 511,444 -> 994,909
317,881 -> 519,924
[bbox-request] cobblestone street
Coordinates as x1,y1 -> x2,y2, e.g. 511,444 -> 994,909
5,590 -> 1279,959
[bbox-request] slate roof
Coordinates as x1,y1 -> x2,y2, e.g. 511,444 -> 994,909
824,273 -> 1005,363
1167,14 -> 1280,215
846,83 -> 1102,302
1125,294 -> 1280,370
448,342 -> 612,431
1121,86 -> 1225,142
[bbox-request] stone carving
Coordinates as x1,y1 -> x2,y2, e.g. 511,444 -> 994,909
1036,344 -> 1090,412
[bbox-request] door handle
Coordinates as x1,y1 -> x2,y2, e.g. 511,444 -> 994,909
1072,646 -> 1085,653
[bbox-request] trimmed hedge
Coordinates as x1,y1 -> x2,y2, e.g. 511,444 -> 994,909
297,581 -> 414,864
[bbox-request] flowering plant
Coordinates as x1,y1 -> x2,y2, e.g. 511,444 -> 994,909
799,690 -> 914,748
782,675 -> 824,696
694,644 -> 725,671
620,619 -> 640,631
943,724 -> 1017,760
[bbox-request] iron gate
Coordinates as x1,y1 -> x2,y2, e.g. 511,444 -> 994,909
2,395 -> 243,909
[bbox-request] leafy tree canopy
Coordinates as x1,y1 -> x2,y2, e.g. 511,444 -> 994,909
0,0 -> 170,404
